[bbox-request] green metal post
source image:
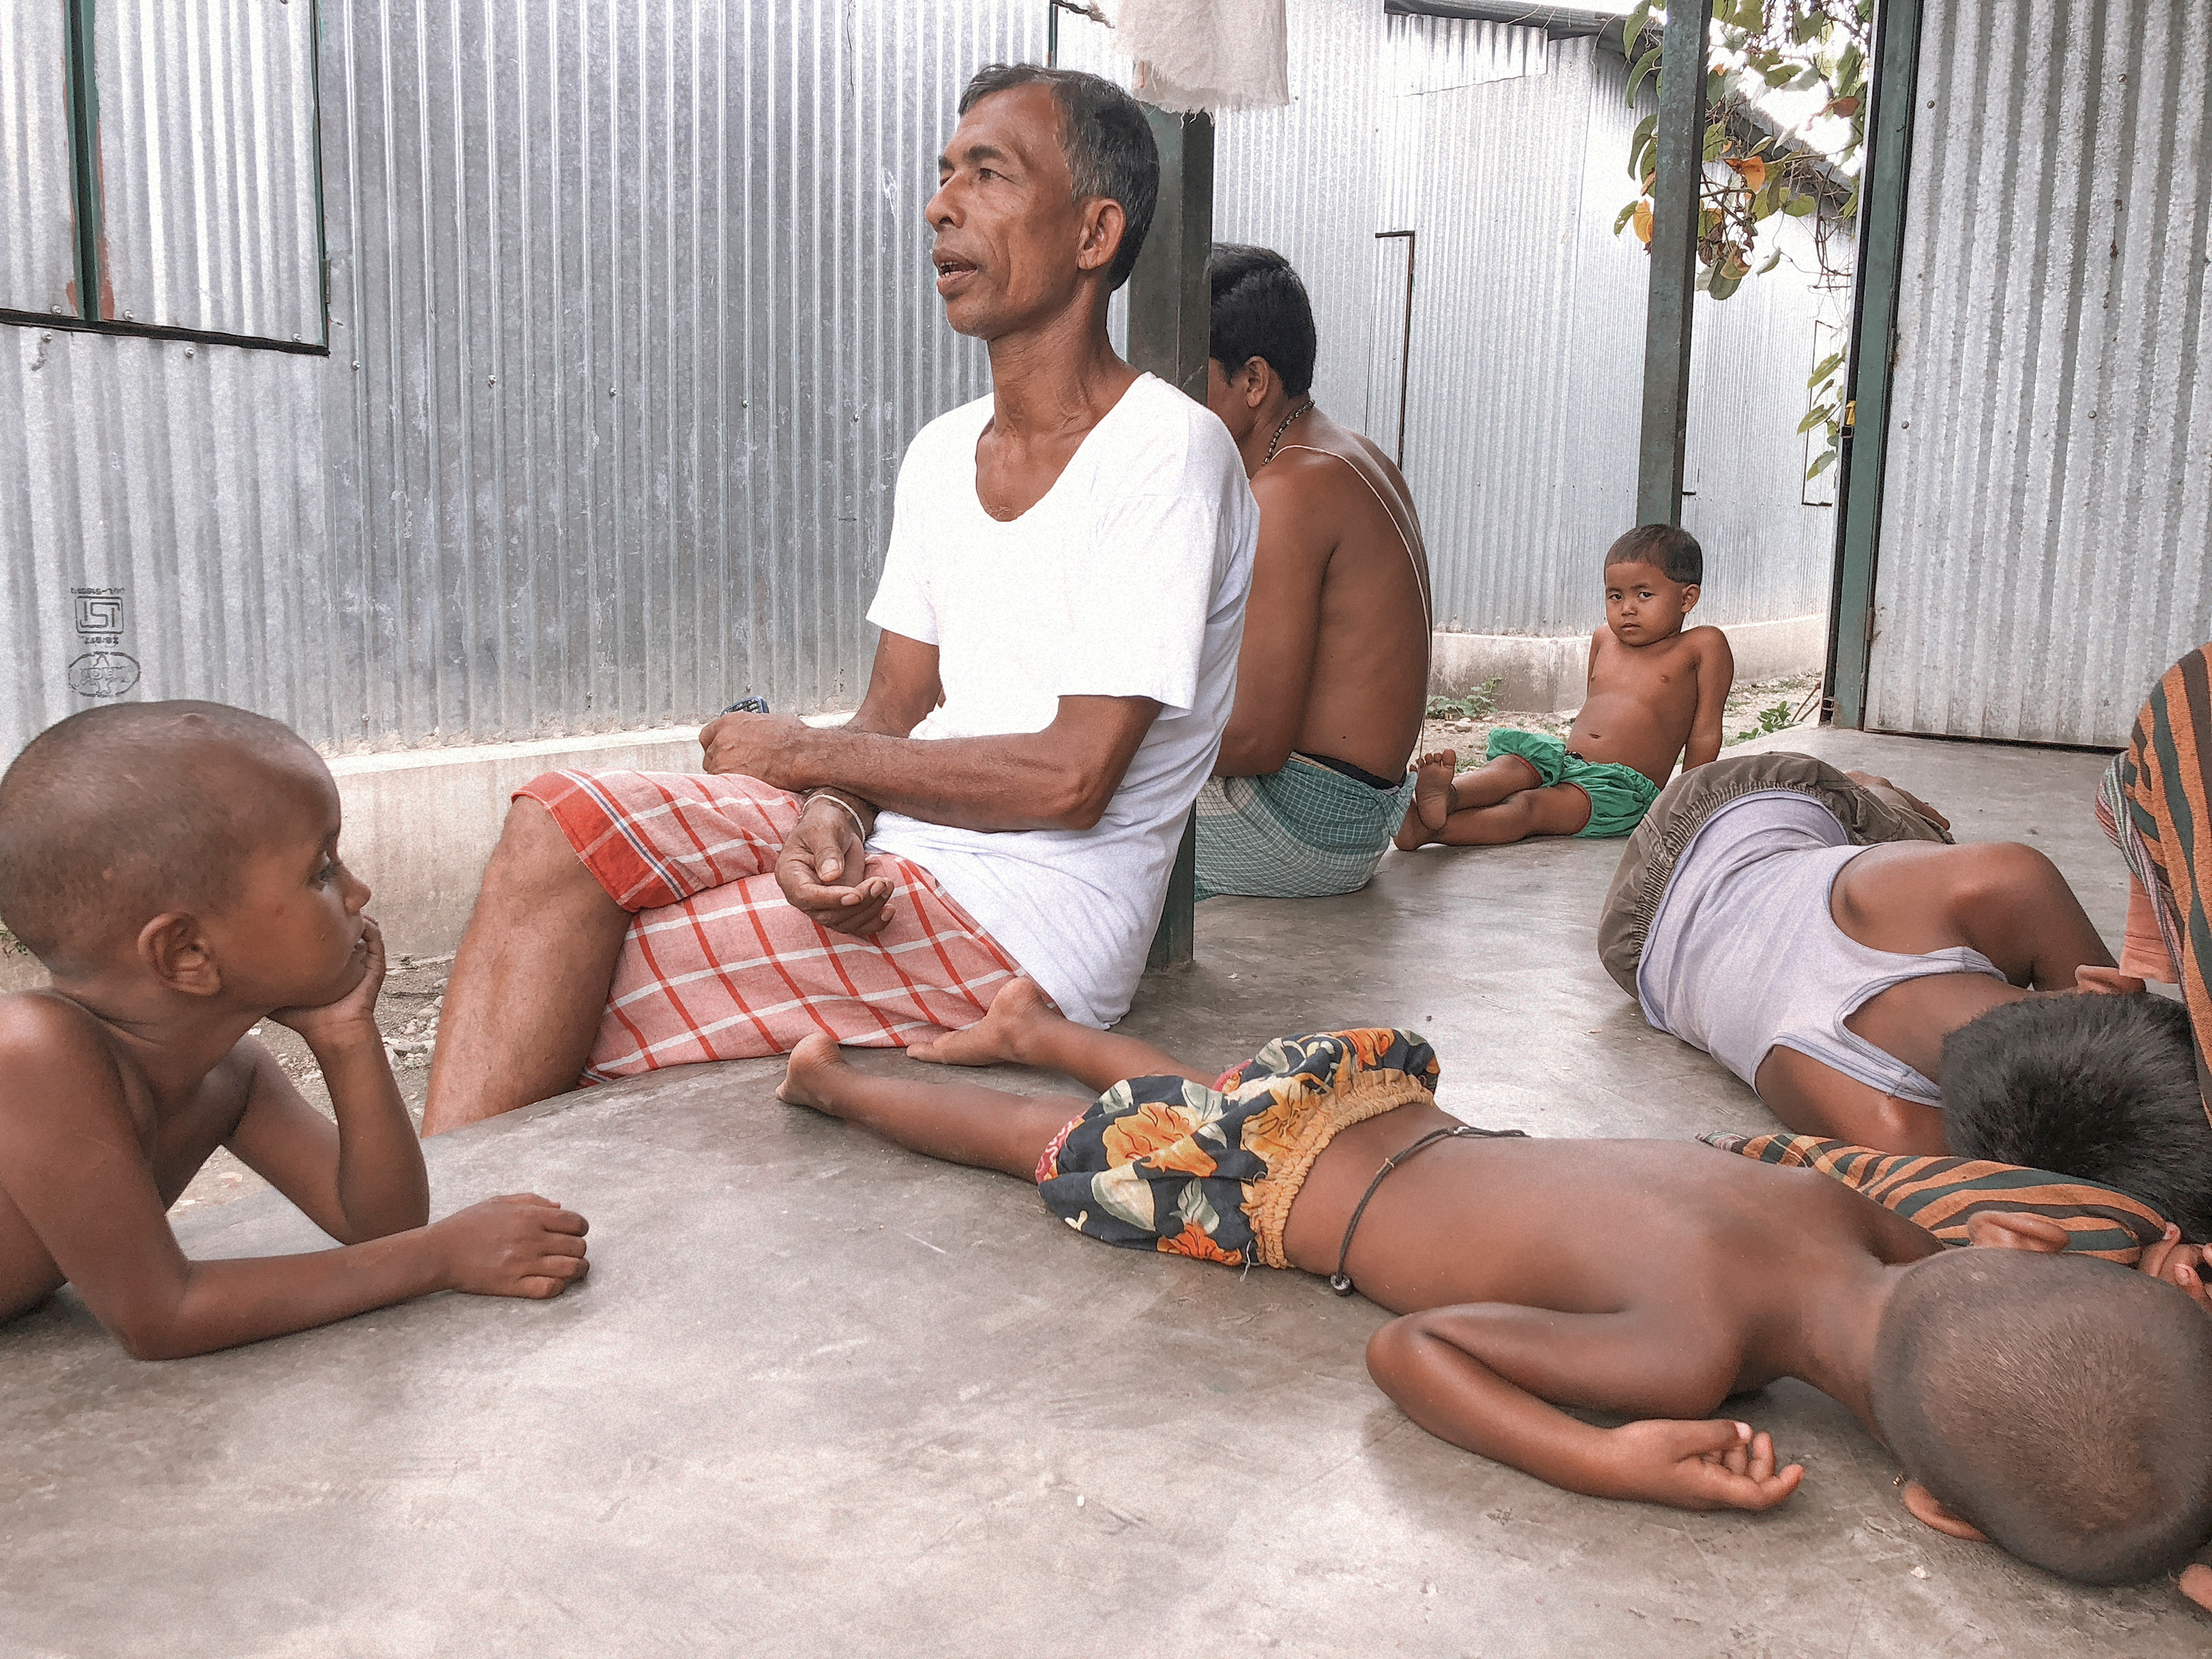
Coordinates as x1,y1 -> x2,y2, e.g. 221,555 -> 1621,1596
1128,106 -> 1213,971
1634,0 -> 1712,528
1825,0 -> 1924,728
63,0 -> 104,322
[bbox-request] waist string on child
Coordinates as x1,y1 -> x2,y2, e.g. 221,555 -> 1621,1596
1331,1124 -> 1527,1295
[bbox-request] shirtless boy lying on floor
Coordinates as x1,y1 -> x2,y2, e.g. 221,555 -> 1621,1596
1598,751 -> 2212,1239
779,979 -> 2212,1599
0,703 -> 588,1360
1397,524 -> 1732,849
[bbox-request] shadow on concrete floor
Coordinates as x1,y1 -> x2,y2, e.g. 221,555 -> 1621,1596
5,728 -> 2202,1657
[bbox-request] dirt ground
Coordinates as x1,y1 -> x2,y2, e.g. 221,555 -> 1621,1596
167,671 -> 1824,1220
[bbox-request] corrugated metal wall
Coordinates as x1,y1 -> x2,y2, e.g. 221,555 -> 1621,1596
4,0 -> 1042,757
4,0 -> 1840,762
319,0 -> 1043,745
1064,1 -> 1845,639
1864,0 -> 2212,745
0,0 -> 77,316
95,0 -> 324,341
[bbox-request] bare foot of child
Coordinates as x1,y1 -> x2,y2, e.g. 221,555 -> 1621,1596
777,1032 -> 849,1110
1396,749 -> 1457,847
908,975 -> 1059,1067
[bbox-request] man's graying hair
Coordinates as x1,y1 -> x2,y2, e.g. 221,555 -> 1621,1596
958,64 -> 1158,291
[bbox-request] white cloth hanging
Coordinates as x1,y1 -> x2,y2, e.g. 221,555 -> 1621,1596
1113,0 -> 1290,114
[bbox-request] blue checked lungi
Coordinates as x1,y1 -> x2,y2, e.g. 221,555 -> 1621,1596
1193,754 -> 1416,901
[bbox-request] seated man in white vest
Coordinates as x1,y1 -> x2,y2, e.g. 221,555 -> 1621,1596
423,64 -> 1257,1133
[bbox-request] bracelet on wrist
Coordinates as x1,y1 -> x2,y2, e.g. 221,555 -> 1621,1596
802,788 -> 870,843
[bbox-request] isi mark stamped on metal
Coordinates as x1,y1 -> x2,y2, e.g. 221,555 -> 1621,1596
66,588 -> 141,700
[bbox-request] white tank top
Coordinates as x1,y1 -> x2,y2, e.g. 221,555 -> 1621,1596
1635,791 -> 2006,1107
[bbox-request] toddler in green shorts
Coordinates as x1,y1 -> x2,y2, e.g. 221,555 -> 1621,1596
1397,525 -> 1734,847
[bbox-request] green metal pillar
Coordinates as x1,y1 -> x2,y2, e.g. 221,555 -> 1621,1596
1128,106 -> 1214,971
1634,0 -> 1713,528
1825,0 -> 1924,728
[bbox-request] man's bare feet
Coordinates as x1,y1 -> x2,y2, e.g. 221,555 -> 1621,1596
1402,749 -> 1458,843
908,975 -> 1060,1067
777,1033 -> 849,1111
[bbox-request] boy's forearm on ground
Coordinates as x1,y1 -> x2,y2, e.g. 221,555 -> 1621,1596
1369,1315 -> 1624,1497
316,1028 -> 431,1238
122,1229 -> 458,1360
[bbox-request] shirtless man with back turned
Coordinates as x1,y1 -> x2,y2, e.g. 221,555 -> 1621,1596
1194,246 -> 1433,901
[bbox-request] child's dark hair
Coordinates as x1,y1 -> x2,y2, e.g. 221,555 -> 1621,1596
1941,991 -> 2212,1239
1870,1248 -> 2212,1585
0,701 -> 314,972
1605,524 -> 1703,586
1208,243 -> 1317,398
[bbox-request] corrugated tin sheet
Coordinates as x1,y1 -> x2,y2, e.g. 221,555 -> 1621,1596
1198,5 -> 1842,638
312,0 -> 1043,745
1865,0 -> 2212,746
1,326 -> 330,738
94,0 -> 324,340
0,0 -> 77,316
1,0 -> 1045,757
3,0 -> 1837,762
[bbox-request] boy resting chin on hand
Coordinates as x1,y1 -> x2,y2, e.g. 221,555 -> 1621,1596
0,701 -> 588,1360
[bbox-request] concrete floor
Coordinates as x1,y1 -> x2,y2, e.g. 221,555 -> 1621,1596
5,728 -> 2203,1657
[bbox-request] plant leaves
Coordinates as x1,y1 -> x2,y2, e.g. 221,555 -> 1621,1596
1708,266 -> 1742,301
1797,402 -> 1837,435
1614,200 -> 1640,235
1806,447 -> 1838,481
1627,45 -> 1662,108
1783,192 -> 1818,216
1632,199 -> 1654,246
1729,154 -> 1769,192
1806,349 -> 1846,386
1628,113 -> 1657,179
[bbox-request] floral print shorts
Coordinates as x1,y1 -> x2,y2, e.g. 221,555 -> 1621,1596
1034,1029 -> 1441,1270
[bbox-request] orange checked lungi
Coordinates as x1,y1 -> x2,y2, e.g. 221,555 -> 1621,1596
517,769 -> 1021,1080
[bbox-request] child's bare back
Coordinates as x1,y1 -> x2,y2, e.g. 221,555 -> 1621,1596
0,701 -> 590,1359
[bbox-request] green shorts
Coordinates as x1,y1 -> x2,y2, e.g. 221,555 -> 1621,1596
1484,728 -> 1659,839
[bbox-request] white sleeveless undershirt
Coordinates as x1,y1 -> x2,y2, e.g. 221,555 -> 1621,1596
1635,790 -> 2006,1107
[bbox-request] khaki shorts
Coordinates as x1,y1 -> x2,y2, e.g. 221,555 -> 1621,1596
1595,751 -> 1952,998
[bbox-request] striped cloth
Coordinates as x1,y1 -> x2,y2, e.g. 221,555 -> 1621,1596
1701,1131 -> 2170,1262
2097,642 -> 2212,1113
518,769 -> 1020,1079
1193,754 -> 1415,900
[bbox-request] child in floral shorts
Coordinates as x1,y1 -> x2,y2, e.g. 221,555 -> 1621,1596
776,978 -> 2212,1602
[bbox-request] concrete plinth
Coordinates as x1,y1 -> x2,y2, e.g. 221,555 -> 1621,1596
5,728 -> 2199,1657
1429,613 -> 1827,712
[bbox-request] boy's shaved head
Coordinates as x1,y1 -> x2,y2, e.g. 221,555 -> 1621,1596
1871,1248 -> 2212,1584
0,702 -> 323,973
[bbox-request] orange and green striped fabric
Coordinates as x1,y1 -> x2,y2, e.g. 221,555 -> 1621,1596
1700,1132 -> 2171,1262
2104,643 -> 2212,1112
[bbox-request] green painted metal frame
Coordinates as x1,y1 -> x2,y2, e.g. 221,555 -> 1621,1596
62,0 -> 103,323
1128,106 -> 1215,972
1824,0 -> 1925,727
22,0 -> 332,355
1633,0 -> 1712,529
